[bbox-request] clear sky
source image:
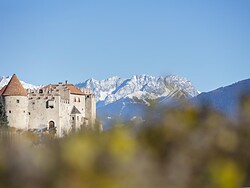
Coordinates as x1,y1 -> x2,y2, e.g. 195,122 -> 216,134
0,0 -> 249,92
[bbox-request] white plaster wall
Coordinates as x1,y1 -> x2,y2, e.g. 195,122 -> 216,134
28,96 -> 60,134
85,95 -> 96,126
4,96 -> 28,129
70,94 -> 86,116
59,102 -> 72,136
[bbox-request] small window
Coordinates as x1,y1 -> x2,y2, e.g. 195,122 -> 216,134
72,117 -> 75,120
78,98 -> 80,102
28,112 -> 31,115
9,110 -> 11,113
17,99 -> 19,103
23,111 -> 25,113
74,98 -> 76,102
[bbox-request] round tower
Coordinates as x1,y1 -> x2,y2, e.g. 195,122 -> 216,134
1,74 -> 28,129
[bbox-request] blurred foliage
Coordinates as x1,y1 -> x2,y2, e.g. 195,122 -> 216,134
1,95 -> 250,188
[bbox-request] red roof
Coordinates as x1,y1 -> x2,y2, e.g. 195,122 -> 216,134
64,84 -> 84,95
0,85 -> 7,95
2,74 -> 27,96
42,83 -> 84,95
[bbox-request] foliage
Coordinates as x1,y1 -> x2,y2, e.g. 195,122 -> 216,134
0,95 -> 250,187
0,97 -> 8,127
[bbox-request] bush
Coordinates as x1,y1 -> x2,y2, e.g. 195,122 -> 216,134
0,95 -> 250,187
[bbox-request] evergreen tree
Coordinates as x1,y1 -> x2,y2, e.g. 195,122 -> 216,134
0,97 -> 8,127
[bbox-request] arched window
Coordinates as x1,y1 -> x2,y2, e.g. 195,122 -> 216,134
49,121 -> 55,129
78,98 -> 80,102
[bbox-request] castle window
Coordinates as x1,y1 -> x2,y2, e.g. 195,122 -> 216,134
72,117 -> 75,120
9,110 -> 11,113
39,89 -> 43,94
17,99 -> 19,103
74,98 -> 76,102
78,98 -> 80,102
28,112 -> 31,115
49,121 -> 55,129
87,95 -> 90,98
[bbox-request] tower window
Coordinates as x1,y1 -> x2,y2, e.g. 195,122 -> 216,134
72,117 -> 75,120
28,112 -> 31,115
17,99 -> 19,103
9,110 -> 11,113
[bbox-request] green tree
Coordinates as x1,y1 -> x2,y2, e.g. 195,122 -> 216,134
0,98 -> 8,127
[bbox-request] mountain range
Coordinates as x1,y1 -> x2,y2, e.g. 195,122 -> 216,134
0,76 -> 39,90
1,74 -> 250,129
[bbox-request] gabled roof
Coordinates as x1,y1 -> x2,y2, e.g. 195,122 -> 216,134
0,85 -> 7,95
2,74 -> 27,96
71,106 -> 81,114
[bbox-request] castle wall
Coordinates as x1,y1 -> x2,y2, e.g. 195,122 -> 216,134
2,79 -> 97,137
70,94 -> 86,115
4,96 -> 28,129
59,101 -> 72,136
28,95 -> 60,135
85,94 -> 96,127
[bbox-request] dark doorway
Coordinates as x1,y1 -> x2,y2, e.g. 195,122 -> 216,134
49,121 -> 55,129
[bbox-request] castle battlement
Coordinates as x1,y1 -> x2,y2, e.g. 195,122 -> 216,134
0,74 -> 96,137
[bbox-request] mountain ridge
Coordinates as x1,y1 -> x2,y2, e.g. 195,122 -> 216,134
76,74 -> 198,108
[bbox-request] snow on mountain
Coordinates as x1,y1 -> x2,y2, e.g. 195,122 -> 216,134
0,76 -> 39,90
76,74 -> 198,129
191,78 -> 250,118
77,74 -> 198,108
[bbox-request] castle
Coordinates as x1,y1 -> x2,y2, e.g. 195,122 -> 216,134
0,74 -> 96,137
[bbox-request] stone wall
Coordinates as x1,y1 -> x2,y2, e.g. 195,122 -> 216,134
4,96 -> 28,129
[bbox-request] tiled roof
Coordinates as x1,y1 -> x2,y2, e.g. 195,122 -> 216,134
42,83 -> 84,95
64,84 -> 84,95
2,74 -> 27,96
0,85 -> 7,95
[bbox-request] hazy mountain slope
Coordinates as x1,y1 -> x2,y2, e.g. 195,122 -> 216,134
191,78 -> 250,117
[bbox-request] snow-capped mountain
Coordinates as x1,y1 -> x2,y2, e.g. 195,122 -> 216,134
77,74 -> 198,108
77,74 -> 198,129
191,78 -> 250,118
0,76 -> 39,90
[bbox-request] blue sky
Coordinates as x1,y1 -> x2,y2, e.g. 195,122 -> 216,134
0,0 -> 249,92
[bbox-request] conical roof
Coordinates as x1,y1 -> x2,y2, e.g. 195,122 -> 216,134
2,74 -> 27,96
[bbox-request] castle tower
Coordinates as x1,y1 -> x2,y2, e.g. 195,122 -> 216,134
1,74 -> 28,129
85,94 -> 96,127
